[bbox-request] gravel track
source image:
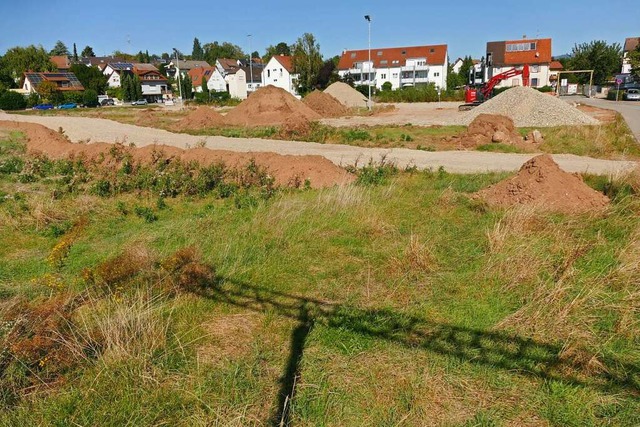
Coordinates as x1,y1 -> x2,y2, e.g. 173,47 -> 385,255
1,111 -> 636,176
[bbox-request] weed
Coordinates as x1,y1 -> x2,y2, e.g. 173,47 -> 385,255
134,206 -> 158,223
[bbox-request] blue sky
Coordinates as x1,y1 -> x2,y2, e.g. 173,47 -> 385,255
0,0 -> 637,61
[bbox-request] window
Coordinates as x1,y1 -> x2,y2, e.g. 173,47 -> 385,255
430,48 -> 434,53
392,60 -> 400,65
434,72 -> 439,77
506,42 -> 536,52
392,73 -> 398,78
531,77 -> 539,87
267,70 -> 270,78
530,65 -> 539,73
351,53 -> 356,58
401,50 -> 406,55
377,51 -> 383,56
380,73 -> 386,79
380,60 -> 388,65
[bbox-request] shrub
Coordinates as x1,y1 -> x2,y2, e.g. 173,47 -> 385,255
0,91 -> 27,110
134,206 -> 158,223
82,89 -> 98,107
381,81 -> 392,91
356,160 -> 398,186
63,91 -> 83,104
537,85 -> 553,93
607,90 -> 624,101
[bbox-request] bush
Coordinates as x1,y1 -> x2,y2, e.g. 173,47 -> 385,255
381,81 -> 392,91
607,90 -> 624,101
83,89 -> 98,107
0,90 -> 27,110
63,91 -> 84,104
25,92 -> 40,108
536,85 -> 553,93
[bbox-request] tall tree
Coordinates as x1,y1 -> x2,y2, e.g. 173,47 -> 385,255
568,40 -> 622,84
192,38 -> 204,60
50,40 -> 70,56
628,45 -> 640,80
203,41 -> 244,64
291,33 -> 323,95
0,45 -> 56,85
73,43 -> 78,62
81,45 -> 95,58
201,76 -> 209,94
263,42 -> 291,61
121,74 -> 132,101
458,56 -> 475,83
132,74 -> 142,100
316,59 -> 338,89
69,63 -> 109,94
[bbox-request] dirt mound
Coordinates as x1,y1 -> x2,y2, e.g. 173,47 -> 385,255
135,109 -> 159,127
0,120 -> 353,189
279,113 -> 312,139
475,154 -> 609,214
324,82 -> 369,109
174,107 -> 226,131
461,86 -> 599,127
458,114 -> 524,148
224,85 -> 321,127
303,90 -> 349,117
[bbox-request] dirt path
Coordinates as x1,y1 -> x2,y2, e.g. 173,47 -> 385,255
1,111 -> 636,175
575,97 -> 640,142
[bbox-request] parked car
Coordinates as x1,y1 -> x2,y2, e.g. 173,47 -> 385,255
131,99 -> 148,106
625,89 -> 640,101
58,103 -> 77,109
100,98 -> 115,106
33,104 -> 54,110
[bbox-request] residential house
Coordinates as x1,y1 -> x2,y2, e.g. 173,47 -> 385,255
208,68 -> 227,93
50,56 -> 71,72
337,45 -> 449,90
103,62 -> 168,101
485,38 -> 553,88
169,59 -> 211,78
188,67 -> 215,93
451,57 -> 479,75
622,37 -> 639,74
549,60 -> 564,89
262,55 -> 298,96
214,58 -> 263,98
82,56 -> 125,72
225,68 -> 247,100
242,65 -> 263,93
23,72 -> 84,93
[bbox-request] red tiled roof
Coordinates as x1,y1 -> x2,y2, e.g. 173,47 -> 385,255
625,37 -> 640,52
550,61 -> 563,70
270,55 -> 293,72
217,58 -> 240,72
50,56 -> 70,70
490,38 -> 552,65
188,67 -> 215,84
338,45 -> 447,70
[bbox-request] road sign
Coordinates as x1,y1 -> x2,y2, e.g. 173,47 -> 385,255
616,78 -> 623,85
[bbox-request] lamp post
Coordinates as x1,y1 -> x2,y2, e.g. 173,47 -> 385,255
364,15 -> 372,110
248,34 -> 254,93
172,48 -> 183,104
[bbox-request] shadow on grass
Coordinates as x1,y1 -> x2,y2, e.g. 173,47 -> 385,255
198,277 -> 640,426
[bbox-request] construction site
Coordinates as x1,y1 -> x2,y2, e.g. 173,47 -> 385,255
1,77 -> 640,426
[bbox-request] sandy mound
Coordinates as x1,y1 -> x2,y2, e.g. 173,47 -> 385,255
461,86 -> 599,127
0,120 -> 353,189
224,85 -> 321,127
475,154 -> 609,214
324,82 -> 369,109
458,114 -> 524,148
174,107 -> 226,131
303,90 -> 349,117
279,113 -> 312,139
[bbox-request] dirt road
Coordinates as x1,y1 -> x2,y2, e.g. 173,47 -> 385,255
1,111 -> 636,175
576,97 -> 640,142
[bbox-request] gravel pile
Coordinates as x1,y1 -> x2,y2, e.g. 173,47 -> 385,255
324,82 -> 369,109
460,86 -> 599,127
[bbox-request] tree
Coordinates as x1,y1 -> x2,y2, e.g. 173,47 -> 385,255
180,74 -> 193,99
263,42 -> 291,61
203,41 -> 244,64
50,40 -> 69,56
72,43 -> 78,62
568,40 -> 622,84
192,38 -> 204,60
37,81 -> 63,104
458,56 -> 475,84
161,52 -> 170,61
316,59 -> 338,89
69,63 -> 109,94
0,45 -> 56,86
201,76 -> 209,94
81,45 -> 95,58
291,33 -> 323,95
121,74 -> 133,102
132,75 -> 142,100
251,51 -> 260,61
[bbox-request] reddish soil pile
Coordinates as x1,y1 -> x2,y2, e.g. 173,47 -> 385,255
224,85 -> 321,127
135,109 -> 159,127
174,107 -> 226,131
0,120 -> 354,188
475,154 -> 610,214
457,114 -> 524,148
302,90 -> 349,118
279,113 -> 312,139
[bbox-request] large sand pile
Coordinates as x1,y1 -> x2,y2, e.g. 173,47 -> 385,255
475,154 -> 609,214
174,107 -> 226,131
0,120 -> 353,188
224,85 -> 321,127
324,82 -> 369,109
303,90 -> 349,117
461,86 -> 599,127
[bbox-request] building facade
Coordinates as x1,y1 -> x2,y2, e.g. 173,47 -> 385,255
261,55 -> 298,96
485,38 -> 553,88
337,45 -> 448,90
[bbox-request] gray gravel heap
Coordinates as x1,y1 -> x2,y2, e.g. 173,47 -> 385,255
324,82 -> 370,109
460,86 -> 599,127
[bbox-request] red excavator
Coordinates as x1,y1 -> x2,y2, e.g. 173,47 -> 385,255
459,64 -> 530,111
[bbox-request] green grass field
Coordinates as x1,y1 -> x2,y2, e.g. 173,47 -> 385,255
1,130 -> 639,426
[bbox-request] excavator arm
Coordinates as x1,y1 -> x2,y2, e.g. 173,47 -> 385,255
481,64 -> 530,98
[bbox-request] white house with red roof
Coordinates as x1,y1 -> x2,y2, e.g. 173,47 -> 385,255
485,38 -> 554,88
337,45 -> 448,90
262,55 -> 299,96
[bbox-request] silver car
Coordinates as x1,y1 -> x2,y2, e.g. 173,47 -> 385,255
625,89 -> 640,101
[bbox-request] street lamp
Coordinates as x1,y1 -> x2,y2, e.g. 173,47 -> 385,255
364,15 -> 372,110
248,34 -> 254,93
172,48 -> 183,104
